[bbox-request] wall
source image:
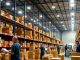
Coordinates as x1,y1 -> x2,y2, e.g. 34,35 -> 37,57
62,31 -> 76,46
54,31 -> 62,40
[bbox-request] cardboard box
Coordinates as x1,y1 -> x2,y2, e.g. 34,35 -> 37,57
24,52 -> 28,60
34,26 -> 38,31
0,10 -> 5,16
26,30 -> 32,39
28,51 -> 35,59
16,16 -> 24,24
16,27 -> 23,36
5,13 -> 13,19
27,23 -> 32,28
20,51 -> 25,60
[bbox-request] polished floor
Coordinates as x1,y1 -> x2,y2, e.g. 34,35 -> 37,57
65,57 -> 71,60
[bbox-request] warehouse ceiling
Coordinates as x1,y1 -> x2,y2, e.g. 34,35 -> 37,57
0,0 -> 80,32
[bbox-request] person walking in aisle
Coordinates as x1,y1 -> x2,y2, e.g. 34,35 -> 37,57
65,44 -> 67,57
76,41 -> 80,52
11,36 -> 21,60
57,45 -> 60,54
40,44 -> 45,60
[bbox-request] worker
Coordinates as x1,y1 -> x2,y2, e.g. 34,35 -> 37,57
76,41 -> 80,52
11,36 -> 21,60
40,44 -> 45,60
65,44 -> 68,57
57,45 -> 60,54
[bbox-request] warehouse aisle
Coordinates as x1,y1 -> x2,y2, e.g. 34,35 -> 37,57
65,57 -> 71,60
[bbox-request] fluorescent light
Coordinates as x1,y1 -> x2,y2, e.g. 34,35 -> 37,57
71,17 -> 74,20
18,10 -> 23,14
70,0 -> 75,3
60,21 -> 63,24
62,25 -> 65,27
56,15 -> 60,17
24,15 -> 27,18
70,3 -> 75,7
34,20 -> 36,23
49,22 -> 51,24
31,18 -> 33,21
12,7 -> 17,10
71,24 -> 74,31
6,2 -> 11,6
70,12 -> 75,16
27,6 -> 31,10
52,6 -> 55,9
40,15 -> 42,18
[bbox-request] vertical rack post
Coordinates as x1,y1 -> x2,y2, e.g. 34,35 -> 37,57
13,0 -> 16,35
32,0 -> 35,44
24,0 -> 26,49
38,8 -> 40,47
42,14 -> 43,42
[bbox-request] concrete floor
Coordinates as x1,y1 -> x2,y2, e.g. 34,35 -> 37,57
65,57 -> 71,60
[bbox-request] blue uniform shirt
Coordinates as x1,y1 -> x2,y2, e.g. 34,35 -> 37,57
76,44 -> 80,52
11,43 -> 21,60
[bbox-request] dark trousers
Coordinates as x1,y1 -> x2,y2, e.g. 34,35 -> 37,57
40,53 -> 44,60
65,50 -> 66,56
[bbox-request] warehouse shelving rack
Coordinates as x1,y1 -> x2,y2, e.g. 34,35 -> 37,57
0,0 -> 63,49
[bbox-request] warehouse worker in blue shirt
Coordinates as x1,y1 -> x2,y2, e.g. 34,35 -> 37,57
76,41 -> 80,52
40,44 -> 45,60
11,36 -> 21,60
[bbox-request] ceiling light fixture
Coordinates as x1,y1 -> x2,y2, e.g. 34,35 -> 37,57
6,2 -> 11,6
70,0 -> 75,3
52,6 -> 55,9
56,15 -> 60,17
18,10 -> 23,14
70,12 -> 75,16
27,6 -> 31,10
71,24 -> 74,31
34,20 -> 36,23
12,7 -> 17,10
60,21 -> 63,24
40,15 -> 42,18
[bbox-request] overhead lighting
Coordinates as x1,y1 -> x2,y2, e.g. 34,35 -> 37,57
27,6 -> 31,10
52,6 -> 55,9
31,18 -> 33,21
34,20 -> 36,23
24,15 -> 27,18
40,15 -> 42,18
12,7 -> 17,10
6,2 -> 11,6
70,0 -> 75,3
62,25 -> 65,27
65,28 -> 67,30
70,3 -> 75,7
0,0 -> 2,1
60,21 -> 63,24
71,17 -> 74,20
56,15 -> 60,17
71,24 -> 74,31
49,22 -> 51,24
70,12 -> 75,16
18,10 -> 23,14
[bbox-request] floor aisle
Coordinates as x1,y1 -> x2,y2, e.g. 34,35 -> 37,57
65,57 -> 71,60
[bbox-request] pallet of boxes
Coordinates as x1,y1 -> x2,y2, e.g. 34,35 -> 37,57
28,43 -> 41,60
